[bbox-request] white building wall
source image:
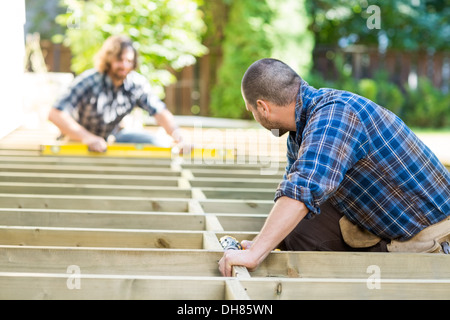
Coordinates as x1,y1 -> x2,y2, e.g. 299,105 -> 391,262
0,0 -> 25,139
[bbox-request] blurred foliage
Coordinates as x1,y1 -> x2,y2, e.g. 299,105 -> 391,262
404,77 -> 450,128
25,0 -> 65,40
27,0 -> 448,124
209,1 -> 273,119
307,0 -> 450,50
208,0 -> 313,119
54,0 -> 207,97
306,53 -> 449,128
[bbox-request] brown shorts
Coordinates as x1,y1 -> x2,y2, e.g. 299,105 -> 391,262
281,200 -> 389,252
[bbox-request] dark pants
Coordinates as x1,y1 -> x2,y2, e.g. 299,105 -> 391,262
281,200 -> 388,252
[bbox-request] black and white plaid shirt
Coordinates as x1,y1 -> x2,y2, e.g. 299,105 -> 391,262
53,69 -> 166,139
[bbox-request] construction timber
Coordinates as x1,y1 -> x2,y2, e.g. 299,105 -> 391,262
0,125 -> 448,300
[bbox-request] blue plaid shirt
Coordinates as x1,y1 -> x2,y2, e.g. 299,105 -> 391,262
53,69 -> 166,139
275,80 -> 450,241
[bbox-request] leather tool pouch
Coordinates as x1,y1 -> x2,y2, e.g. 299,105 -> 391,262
340,215 -> 450,253
339,216 -> 382,248
387,217 -> 450,254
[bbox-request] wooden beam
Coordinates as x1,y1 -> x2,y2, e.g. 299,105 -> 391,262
240,277 -> 450,300
203,232 -> 222,250
189,177 -> 279,189
225,279 -> 251,300
0,273 -> 227,300
0,163 -> 180,176
253,251 -> 450,280
0,208 -> 205,230
0,226 -> 204,249
199,199 -> 273,214
0,155 -> 174,167
0,172 -> 180,186
0,246 -> 223,276
0,182 -> 191,198
189,168 -> 283,179
0,194 -> 189,212
216,214 -> 267,232
201,187 -> 274,200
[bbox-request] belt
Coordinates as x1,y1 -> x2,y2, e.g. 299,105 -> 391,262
340,216 -> 450,254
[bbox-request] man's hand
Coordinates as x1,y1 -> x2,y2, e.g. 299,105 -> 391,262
48,108 -> 108,152
218,196 -> 309,277
241,240 -> 253,249
82,135 -> 108,153
218,248 -> 259,277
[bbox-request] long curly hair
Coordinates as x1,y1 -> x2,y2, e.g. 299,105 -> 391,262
94,35 -> 138,73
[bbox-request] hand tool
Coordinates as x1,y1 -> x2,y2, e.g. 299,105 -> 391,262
219,235 -> 242,251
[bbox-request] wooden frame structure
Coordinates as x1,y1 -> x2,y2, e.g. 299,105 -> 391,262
0,128 -> 448,300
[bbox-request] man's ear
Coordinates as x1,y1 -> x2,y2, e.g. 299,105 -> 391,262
256,99 -> 270,117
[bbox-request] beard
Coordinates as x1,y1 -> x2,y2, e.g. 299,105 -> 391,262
270,128 -> 289,137
259,118 -> 289,137
109,68 -> 129,82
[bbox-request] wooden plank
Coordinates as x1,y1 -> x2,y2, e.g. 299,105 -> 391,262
216,214 -> 267,232
0,182 -> 191,198
253,251 -> 450,280
0,163 -> 180,176
0,155 -> 174,167
0,172 -> 180,186
203,232 -> 223,250
0,149 -> 40,156
225,279 -> 251,300
0,246 -> 223,277
0,194 -> 189,212
241,277 -> 450,300
190,177 -> 279,189
189,168 -> 283,179
201,187 -> 274,200
0,273 -> 227,300
0,209 -> 205,230
199,199 -> 273,214
232,266 -> 251,279
205,215 -> 224,232
0,226 -> 204,249
182,163 -> 286,172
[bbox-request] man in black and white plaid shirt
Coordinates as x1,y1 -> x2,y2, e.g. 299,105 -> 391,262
49,35 -> 184,152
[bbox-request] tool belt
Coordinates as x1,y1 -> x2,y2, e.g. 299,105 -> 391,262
339,216 -> 450,254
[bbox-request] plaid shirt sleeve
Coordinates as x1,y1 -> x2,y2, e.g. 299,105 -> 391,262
53,71 -> 95,114
275,102 -> 368,217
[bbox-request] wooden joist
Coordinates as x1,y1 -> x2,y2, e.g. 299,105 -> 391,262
0,209 -> 206,230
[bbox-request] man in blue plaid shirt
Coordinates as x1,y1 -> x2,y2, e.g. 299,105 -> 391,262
219,58 -> 450,277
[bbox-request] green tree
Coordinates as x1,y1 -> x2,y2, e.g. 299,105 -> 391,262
209,1 -> 273,119
54,0 -> 207,97
308,0 -> 449,50
208,0 -> 313,119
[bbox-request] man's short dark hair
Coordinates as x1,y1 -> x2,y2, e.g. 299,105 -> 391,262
241,58 -> 302,109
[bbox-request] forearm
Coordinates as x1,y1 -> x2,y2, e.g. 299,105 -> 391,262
219,196 -> 308,277
248,196 -> 308,265
153,109 -> 182,142
48,108 -> 96,142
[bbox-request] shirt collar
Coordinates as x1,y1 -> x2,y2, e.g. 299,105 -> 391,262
294,79 -> 320,139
